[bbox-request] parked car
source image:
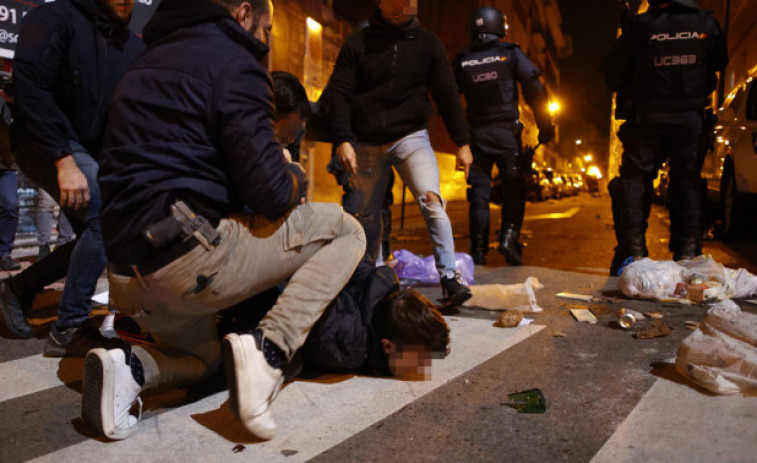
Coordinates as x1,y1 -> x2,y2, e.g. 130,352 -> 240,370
570,174 -> 584,194
542,169 -> 561,199
701,73 -> 757,236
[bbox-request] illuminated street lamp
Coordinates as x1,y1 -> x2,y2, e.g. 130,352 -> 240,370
575,139 -> 582,145
584,154 -> 593,162
587,166 -> 603,179
548,100 -> 560,115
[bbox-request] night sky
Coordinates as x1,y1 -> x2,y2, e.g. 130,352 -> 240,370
557,0 -> 640,163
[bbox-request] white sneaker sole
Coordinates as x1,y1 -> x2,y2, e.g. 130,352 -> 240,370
82,348 -> 138,440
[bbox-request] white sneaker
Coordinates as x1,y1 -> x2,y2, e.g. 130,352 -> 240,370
223,332 -> 284,440
81,348 -> 142,440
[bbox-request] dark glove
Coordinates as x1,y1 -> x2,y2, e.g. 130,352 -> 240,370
538,126 -> 555,145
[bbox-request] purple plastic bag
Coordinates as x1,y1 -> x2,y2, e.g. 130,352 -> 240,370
391,249 -> 475,286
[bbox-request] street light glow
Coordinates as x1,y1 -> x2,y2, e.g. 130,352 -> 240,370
575,139 -> 582,145
587,166 -> 603,179
584,154 -> 593,162
548,101 -> 560,115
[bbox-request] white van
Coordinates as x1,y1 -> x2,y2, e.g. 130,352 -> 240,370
702,74 -> 757,235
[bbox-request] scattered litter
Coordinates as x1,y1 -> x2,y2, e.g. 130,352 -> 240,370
232,444 -> 246,453
519,318 -> 535,327
676,300 -> 757,394
501,389 -> 546,414
494,310 -> 523,328
570,309 -> 597,324
619,256 -> 757,302
392,250 -> 474,285
465,277 -> 543,312
557,292 -> 594,302
618,308 -> 644,329
552,332 -> 567,338
684,320 -> 700,330
281,450 -> 299,457
644,311 -> 664,319
634,320 -> 673,339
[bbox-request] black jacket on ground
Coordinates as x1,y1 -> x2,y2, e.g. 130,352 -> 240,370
302,256 -> 398,376
11,0 -> 143,161
98,0 -> 305,255
327,10 -> 470,147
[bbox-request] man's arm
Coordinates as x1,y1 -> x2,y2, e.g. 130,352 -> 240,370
600,20 -> 639,93
14,6 -> 89,208
214,60 -> 306,219
513,47 -> 554,144
13,6 -> 75,161
427,34 -> 472,177
327,35 -> 361,174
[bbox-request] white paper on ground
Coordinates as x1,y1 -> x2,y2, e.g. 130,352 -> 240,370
92,290 -> 109,305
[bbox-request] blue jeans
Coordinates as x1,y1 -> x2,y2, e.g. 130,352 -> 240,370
345,130 -> 458,278
0,169 -> 18,256
14,142 -> 106,328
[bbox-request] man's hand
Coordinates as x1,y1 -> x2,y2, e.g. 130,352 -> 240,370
337,141 -> 358,175
456,144 -> 473,180
282,147 -> 293,163
55,155 -> 89,210
538,126 -> 555,145
289,162 -> 308,204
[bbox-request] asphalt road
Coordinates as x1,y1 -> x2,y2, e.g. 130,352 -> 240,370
1,192 -> 756,462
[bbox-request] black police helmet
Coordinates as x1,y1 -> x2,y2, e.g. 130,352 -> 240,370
468,6 -> 507,47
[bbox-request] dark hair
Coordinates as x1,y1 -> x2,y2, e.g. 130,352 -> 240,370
214,0 -> 270,29
271,71 -> 312,119
373,289 -> 450,354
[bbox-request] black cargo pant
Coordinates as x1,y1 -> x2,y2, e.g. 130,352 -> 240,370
467,124 -> 523,247
617,111 -> 704,256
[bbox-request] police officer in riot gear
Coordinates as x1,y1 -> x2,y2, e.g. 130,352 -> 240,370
453,6 -> 554,266
602,0 -> 727,275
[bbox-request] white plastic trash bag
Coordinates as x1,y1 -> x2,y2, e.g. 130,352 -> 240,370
675,300 -> 757,395
618,256 -> 757,302
618,258 -> 687,300
463,277 -> 544,312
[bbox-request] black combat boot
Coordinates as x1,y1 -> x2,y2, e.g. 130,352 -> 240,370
673,237 -> 700,261
470,234 -> 488,265
497,226 -> 522,266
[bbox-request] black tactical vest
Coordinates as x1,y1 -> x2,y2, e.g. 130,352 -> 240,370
456,42 -> 519,126
632,10 -> 714,113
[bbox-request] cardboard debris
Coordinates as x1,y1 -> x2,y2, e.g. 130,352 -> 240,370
634,320 -> 673,339
570,309 -> 597,324
644,311 -> 664,319
687,282 -> 723,302
557,292 -> 594,302
494,310 -> 523,328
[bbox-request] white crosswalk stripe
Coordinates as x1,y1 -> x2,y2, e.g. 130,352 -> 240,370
1,318 -> 542,462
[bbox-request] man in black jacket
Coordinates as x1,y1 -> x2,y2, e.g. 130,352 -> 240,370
0,0 -> 143,348
453,7 -> 555,267
327,0 -> 472,308
602,0 -> 728,275
82,0 -> 365,442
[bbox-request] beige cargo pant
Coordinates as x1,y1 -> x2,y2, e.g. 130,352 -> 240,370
108,203 -> 365,388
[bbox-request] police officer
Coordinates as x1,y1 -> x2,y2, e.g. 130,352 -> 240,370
453,6 -> 554,266
602,0 -> 727,275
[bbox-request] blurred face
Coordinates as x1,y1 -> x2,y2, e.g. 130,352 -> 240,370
99,0 -> 134,21
378,0 -> 418,26
275,111 -> 305,146
382,341 -> 433,381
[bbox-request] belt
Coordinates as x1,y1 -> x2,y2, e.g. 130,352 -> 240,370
110,236 -> 201,278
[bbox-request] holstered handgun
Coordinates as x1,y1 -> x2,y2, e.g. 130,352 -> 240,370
142,200 -> 221,252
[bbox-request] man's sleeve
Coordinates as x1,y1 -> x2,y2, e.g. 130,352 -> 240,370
213,59 -> 303,219
12,6 -> 75,161
601,23 -> 638,92
327,35 -> 359,146
428,34 -> 470,147
707,17 -> 729,93
513,47 -> 552,131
